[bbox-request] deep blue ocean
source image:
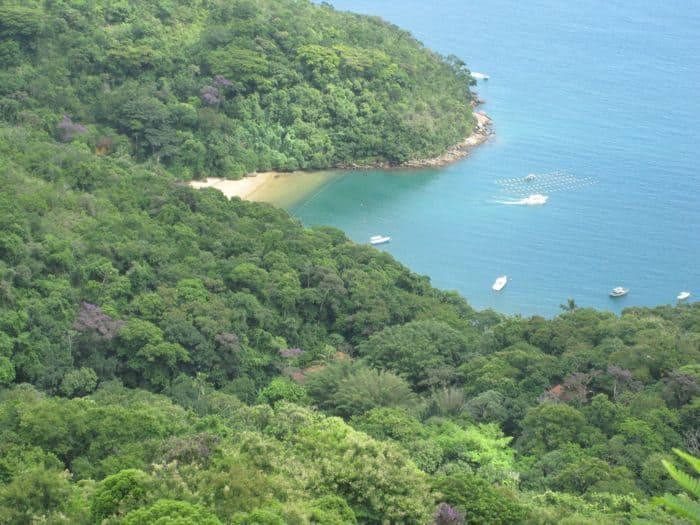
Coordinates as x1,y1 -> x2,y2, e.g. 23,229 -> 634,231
289,0 -> 700,316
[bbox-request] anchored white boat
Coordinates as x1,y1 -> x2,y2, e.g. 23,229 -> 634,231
609,286 -> 629,298
369,235 -> 391,245
677,291 -> 691,301
524,174 -> 537,182
471,72 -> 490,81
492,275 -> 508,292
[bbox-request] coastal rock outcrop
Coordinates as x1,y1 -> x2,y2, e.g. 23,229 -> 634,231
340,110 -> 493,170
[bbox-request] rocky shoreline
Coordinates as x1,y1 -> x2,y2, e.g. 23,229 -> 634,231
338,110 -> 493,170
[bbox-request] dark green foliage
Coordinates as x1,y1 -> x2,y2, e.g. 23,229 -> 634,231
358,319 -> 475,390
0,1 -> 699,523
0,0 -> 476,176
0,127 -> 699,521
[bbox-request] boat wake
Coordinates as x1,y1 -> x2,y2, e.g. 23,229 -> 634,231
495,194 -> 549,206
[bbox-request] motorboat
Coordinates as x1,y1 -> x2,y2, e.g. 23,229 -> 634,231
369,235 -> 391,245
471,72 -> 490,81
609,286 -> 629,298
522,194 -> 548,205
492,275 -> 508,292
677,291 -> 691,301
524,174 -> 537,182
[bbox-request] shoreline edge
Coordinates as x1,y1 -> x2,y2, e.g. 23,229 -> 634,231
188,110 -> 493,201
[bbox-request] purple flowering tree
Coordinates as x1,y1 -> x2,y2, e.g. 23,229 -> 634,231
215,332 -> 240,350
213,74 -> 233,87
200,75 -> 233,107
434,503 -> 464,525
73,302 -> 124,340
200,85 -> 222,106
279,348 -> 304,358
57,115 -> 87,142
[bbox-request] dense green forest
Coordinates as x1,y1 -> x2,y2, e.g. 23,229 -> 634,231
0,0 -> 475,176
1,0 -> 700,524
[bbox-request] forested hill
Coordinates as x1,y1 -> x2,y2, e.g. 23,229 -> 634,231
2,1 -> 700,524
2,124 -> 700,523
0,0 -> 475,176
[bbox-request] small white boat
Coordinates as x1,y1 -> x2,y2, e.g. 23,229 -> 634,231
610,286 -> 629,298
523,193 -> 548,205
492,275 -> 508,292
369,235 -> 391,245
524,174 -> 537,182
677,291 -> 691,301
471,72 -> 490,81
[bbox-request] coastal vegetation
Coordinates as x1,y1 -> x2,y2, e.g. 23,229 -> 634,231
0,0 -> 475,177
0,0 -> 699,523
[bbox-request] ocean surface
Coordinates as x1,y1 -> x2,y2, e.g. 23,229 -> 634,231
286,0 -> 700,317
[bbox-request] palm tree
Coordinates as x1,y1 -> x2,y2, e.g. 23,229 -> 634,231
559,298 -> 578,312
657,448 -> 700,524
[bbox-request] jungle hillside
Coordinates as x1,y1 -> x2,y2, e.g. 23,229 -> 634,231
1,1 -> 699,524
0,0 -> 476,177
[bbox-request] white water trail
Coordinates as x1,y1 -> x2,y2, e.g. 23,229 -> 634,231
494,194 -> 549,205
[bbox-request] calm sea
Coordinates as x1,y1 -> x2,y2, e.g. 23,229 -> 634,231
288,0 -> 700,317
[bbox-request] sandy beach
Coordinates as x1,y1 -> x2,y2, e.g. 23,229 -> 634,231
188,172 -> 280,200
189,110 -> 492,202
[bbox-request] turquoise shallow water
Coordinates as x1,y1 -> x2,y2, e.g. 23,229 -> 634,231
289,0 -> 700,316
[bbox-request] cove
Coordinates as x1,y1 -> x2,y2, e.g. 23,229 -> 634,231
272,0 -> 700,317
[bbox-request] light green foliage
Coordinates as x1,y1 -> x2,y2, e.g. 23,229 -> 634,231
0,467 -> 84,525
90,468 -> 152,522
657,449 -> 700,524
523,490 -> 670,525
428,420 -> 518,484
308,495 -> 357,524
0,356 -> 15,385
278,405 -> 433,524
231,509 -> 285,525
123,499 -> 222,525
351,407 -> 426,443
257,377 -> 308,405
60,367 -> 98,397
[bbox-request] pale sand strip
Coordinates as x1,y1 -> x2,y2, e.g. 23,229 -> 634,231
189,111 -> 492,201
188,172 -> 279,200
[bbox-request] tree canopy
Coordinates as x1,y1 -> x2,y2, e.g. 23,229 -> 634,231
0,0 -> 698,523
